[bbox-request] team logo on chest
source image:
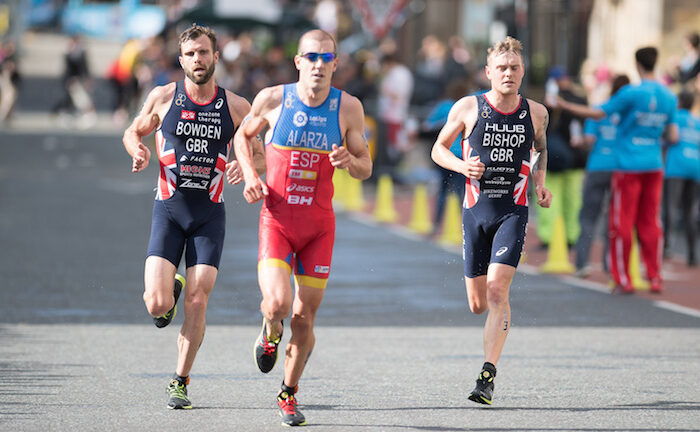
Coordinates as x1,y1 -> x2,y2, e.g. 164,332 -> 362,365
215,98 -> 224,109
481,104 -> 492,119
175,93 -> 186,107
519,110 -> 527,119
293,111 -> 308,127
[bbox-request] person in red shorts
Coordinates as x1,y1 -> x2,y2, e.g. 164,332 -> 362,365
234,29 -> 372,426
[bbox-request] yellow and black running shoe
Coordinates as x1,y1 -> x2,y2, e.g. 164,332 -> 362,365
153,274 -> 185,328
278,385 -> 306,426
468,365 -> 496,405
166,378 -> 192,409
254,318 -> 283,373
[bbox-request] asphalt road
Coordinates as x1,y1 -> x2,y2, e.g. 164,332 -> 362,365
1,130 -> 699,431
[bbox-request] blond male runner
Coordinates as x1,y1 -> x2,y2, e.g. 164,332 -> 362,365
235,29 -> 372,426
431,36 -> 552,405
123,24 -> 263,409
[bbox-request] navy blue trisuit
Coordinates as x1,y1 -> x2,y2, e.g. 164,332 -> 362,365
461,93 -> 536,278
146,81 -> 235,269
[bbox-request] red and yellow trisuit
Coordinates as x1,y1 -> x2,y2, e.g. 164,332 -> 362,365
259,83 -> 343,289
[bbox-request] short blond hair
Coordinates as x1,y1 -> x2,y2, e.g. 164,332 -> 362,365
487,36 -> 523,61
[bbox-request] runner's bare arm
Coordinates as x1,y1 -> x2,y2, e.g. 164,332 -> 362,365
233,86 -> 282,202
529,100 -> 552,208
331,94 -> 372,180
430,96 -> 484,179
122,84 -> 174,172
225,92 -> 265,185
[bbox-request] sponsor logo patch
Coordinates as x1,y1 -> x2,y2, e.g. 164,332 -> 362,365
314,265 -> 330,274
293,111 -> 308,127
289,169 -> 317,180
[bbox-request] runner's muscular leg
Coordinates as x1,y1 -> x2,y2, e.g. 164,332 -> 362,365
258,265 -> 293,340
465,275 -> 488,314
176,263 -> 217,377
284,283 -> 325,388
143,256 -> 178,317
483,263 -> 516,366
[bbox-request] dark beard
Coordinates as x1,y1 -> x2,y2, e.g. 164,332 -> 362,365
185,63 -> 215,85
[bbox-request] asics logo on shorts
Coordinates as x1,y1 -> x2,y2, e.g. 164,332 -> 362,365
287,184 -> 315,193
496,246 -> 508,257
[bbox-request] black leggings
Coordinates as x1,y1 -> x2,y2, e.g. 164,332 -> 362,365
662,178 -> 698,263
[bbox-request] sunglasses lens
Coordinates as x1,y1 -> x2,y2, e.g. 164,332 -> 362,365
302,53 -> 336,63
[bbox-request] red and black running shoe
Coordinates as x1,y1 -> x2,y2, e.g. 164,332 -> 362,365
278,384 -> 306,426
254,318 -> 283,373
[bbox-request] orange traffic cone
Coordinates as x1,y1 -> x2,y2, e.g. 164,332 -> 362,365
332,169 -> 347,210
374,174 -> 398,223
439,192 -> 462,246
409,184 -> 432,234
344,174 -> 365,212
630,230 -> 650,290
540,215 -> 574,274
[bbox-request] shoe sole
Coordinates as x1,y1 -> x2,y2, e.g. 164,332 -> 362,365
468,393 -> 492,405
167,404 -> 193,410
254,319 -> 277,373
279,412 -> 307,426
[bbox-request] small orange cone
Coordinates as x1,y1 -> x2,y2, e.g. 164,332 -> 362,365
630,230 -> 650,290
332,169 -> 347,210
409,184 -> 432,234
344,174 -> 365,212
439,192 -> 462,246
374,174 -> 398,223
540,215 -> 574,274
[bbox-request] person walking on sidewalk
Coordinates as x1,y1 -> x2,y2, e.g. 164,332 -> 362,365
234,29 -> 372,426
554,47 -> 679,294
431,36 -> 552,405
122,24 -> 262,410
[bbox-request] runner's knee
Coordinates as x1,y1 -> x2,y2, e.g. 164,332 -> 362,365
290,313 -> 314,337
143,291 -> 172,317
468,296 -> 488,314
262,296 -> 292,319
486,283 -> 509,309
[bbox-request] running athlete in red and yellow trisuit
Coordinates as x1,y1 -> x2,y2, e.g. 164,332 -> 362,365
234,30 -> 372,426
431,36 -> 552,405
122,24 -> 264,410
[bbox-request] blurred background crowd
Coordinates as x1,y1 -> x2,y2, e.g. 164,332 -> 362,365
1,0 -> 700,276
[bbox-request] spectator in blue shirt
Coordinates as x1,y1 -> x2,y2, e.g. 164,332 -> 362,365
555,47 -> 679,294
662,91 -> 700,266
574,74 -> 630,278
